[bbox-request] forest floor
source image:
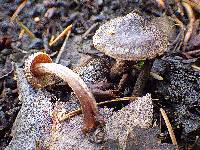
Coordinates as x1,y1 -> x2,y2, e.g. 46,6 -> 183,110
0,0 -> 200,149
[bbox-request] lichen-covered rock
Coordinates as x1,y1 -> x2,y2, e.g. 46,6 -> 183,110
93,11 -> 175,61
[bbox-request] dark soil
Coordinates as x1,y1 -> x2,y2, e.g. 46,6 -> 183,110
0,0 -> 200,149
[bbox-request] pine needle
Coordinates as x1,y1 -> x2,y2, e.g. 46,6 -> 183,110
55,29 -> 71,63
11,0 -> 28,22
49,24 -> 72,46
59,97 -> 138,122
160,108 -> 179,149
17,19 -> 36,39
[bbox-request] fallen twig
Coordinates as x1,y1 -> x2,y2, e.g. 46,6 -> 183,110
132,60 -> 153,97
43,29 -> 51,53
118,73 -> 129,91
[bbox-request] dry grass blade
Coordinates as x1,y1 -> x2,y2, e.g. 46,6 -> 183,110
59,97 -> 138,122
59,109 -> 82,122
191,64 -> 200,71
49,24 -> 72,46
11,0 -> 28,22
185,49 -> 200,55
160,108 -> 179,149
55,29 -> 71,63
190,136 -> 200,149
17,19 -> 36,39
82,22 -> 98,39
18,29 -> 25,39
50,35 -> 55,44
150,72 -> 164,81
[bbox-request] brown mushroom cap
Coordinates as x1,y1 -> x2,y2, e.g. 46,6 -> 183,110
93,12 -> 175,61
24,52 -> 57,88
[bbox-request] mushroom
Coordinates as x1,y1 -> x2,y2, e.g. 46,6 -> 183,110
93,11 -> 175,62
93,11 -> 175,95
24,52 -> 104,133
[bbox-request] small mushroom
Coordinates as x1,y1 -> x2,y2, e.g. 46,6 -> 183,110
93,11 -> 175,77
24,52 -> 104,133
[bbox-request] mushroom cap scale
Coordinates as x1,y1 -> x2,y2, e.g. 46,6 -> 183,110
93,12 -> 174,61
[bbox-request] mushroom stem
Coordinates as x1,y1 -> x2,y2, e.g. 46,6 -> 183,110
132,60 -> 153,96
25,53 -> 104,133
110,60 -> 131,78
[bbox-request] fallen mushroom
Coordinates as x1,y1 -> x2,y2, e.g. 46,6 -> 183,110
24,52 -> 104,133
93,11 -> 176,95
